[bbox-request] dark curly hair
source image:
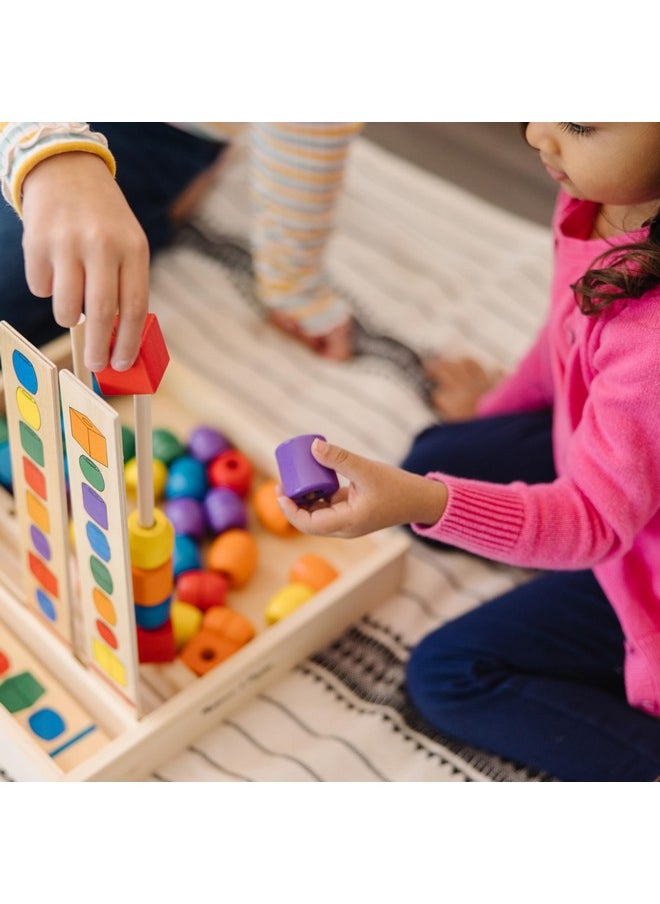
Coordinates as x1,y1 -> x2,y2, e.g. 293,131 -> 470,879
572,211 -> 660,314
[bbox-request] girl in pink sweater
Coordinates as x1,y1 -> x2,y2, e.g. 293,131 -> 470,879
279,123 -> 660,781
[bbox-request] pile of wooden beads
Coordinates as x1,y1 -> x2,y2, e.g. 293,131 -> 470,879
123,424 -> 339,675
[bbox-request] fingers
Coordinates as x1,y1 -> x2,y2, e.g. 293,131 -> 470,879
310,437 -> 365,483
110,248 -> 150,371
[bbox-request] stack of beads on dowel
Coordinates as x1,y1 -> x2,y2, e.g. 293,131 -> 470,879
94,313 -> 177,664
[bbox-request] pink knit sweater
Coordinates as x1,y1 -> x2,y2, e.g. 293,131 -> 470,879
414,190 -> 660,716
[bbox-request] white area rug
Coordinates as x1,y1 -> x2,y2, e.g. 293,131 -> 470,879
0,135 -> 554,783
144,136 -> 554,782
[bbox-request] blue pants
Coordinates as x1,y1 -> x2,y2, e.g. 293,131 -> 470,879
0,122 -> 224,348
402,411 -> 660,781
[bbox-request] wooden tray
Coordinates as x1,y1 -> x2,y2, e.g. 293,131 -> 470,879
0,335 -> 409,781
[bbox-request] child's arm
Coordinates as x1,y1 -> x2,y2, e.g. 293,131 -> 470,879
277,437 -> 448,538
0,122 -> 149,372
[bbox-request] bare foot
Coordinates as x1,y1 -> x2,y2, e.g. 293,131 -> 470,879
268,311 -> 353,361
424,356 -> 503,421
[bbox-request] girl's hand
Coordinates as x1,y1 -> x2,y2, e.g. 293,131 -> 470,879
21,151 -> 150,372
277,438 -> 448,539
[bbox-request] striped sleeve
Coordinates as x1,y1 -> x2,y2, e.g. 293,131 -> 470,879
250,123 -> 361,335
0,122 -> 116,216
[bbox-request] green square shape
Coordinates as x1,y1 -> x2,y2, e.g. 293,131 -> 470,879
0,671 -> 46,713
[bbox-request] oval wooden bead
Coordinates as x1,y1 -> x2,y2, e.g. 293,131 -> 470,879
265,582 -> 316,625
207,449 -> 254,497
175,569 -> 229,611
173,534 -> 202,578
132,557 -> 174,606
187,425 -> 231,464
125,457 -> 168,501
252,479 -> 297,537
288,553 -> 339,591
127,508 -> 175,570
166,455 -> 207,501
206,529 -> 258,588
203,606 -> 256,646
171,599 -> 204,650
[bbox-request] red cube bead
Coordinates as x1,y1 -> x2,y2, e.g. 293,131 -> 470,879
95,313 -> 170,395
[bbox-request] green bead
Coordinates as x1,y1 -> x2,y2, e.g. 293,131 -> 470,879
152,428 -> 185,465
121,424 -> 136,462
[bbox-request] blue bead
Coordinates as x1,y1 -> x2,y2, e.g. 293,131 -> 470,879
165,455 -> 207,501
173,534 -> 202,577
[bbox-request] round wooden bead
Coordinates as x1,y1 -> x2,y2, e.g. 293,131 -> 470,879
127,508 -> 175,570
132,557 -> 174,606
135,596 -> 172,630
264,582 -> 316,625
165,455 -> 207,501
188,425 -> 231,464
288,553 -> 339,591
252,479 -> 297,537
173,534 -> 202,578
152,427 -> 186,465
203,486 -> 247,535
175,569 -> 229,611
171,599 -> 203,650
207,449 -> 254,497
203,606 -> 256,646
121,424 -> 136,462
164,496 -> 207,540
206,529 -> 258,588
125,457 -> 168,501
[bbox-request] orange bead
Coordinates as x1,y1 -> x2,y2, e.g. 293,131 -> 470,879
206,529 -> 258,588
288,553 -> 339,591
179,609 -> 255,676
203,606 -> 256,646
252,479 -> 297,537
132,558 -> 174,606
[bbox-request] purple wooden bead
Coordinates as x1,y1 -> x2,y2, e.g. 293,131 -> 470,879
275,434 -> 339,506
203,486 -> 247,534
188,426 -> 231,464
164,497 -> 207,540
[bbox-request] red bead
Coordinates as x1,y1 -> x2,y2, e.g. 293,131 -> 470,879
207,449 -> 254,497
175,569 -> 229,611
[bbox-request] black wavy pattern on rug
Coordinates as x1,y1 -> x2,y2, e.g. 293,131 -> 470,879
304,616 -> 553,782
174,222 -> 553,783
173,223 -> 435,405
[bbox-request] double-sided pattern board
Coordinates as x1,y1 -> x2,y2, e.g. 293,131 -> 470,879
59,370 -> 141,711
0,322 -> 76,649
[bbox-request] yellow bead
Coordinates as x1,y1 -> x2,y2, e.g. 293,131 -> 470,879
264,582 -> 316,625
124,457 -> 168,500
171,599 -> 203,650
127,508 -> 175,570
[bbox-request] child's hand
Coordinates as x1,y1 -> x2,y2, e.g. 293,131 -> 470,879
277,437 -> 448,538
21,151 -> 150,372
423,356 -> 504,421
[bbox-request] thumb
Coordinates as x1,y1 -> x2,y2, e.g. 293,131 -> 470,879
311,438 -> 366,482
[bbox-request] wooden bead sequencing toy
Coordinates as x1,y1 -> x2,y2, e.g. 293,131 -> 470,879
95,314 -> 176,666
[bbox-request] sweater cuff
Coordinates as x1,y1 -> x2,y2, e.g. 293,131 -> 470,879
0,122 -> 116,216
412,473 -> 526,557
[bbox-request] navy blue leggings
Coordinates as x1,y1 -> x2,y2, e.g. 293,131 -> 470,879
0,122 -> 224,348
402,411 -> 660,781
